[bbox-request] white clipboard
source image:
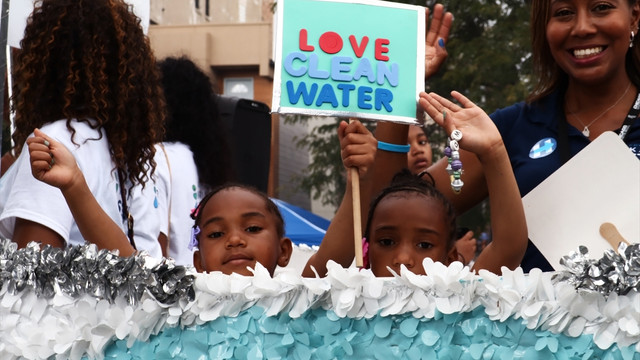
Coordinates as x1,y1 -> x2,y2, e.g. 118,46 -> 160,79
523,131 -> 640,270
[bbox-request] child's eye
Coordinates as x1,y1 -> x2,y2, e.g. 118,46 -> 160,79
377,238 -> 395,247
246,225 -> 262,233
417,242 -> 433,249
208,231 -> 224,239
418,140 -> 428,146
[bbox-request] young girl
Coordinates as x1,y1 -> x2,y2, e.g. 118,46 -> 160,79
407,125 -> 433,175
188,185 -> 292,276
306,92 -> 527,277
0,0 -> 165,255
153,56 -> 234,265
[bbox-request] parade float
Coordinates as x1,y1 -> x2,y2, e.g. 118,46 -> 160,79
2,239 -> 640,359
2,0 -> 639,358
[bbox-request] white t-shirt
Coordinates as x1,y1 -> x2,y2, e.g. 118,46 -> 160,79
0,119 -> 164,258
156,142 -> 201,266
127,150 -> 165,259
0,120 -> 123,247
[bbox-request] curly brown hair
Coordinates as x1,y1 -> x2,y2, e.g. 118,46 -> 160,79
11,0 -> 165,188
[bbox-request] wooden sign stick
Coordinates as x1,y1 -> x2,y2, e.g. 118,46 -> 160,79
348,117 -> 364,268
350,166 -> 364,267
599,222 -> 630,253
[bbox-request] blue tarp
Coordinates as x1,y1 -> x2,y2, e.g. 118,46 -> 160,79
271,198 -> 330,247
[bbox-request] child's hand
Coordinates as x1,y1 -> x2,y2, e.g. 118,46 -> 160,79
455,230 -> 477,265
26,128 -> 82,191
418,91 -> 503,161
338,120 -> 377,180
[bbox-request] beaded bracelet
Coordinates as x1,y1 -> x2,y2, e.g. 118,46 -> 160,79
445,128 -> 464,193
377,141 -> 411,153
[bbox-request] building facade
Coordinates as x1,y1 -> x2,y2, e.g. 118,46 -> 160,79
148,0 -> 325,213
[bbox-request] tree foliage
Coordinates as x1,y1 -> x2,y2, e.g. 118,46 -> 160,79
288,0 -> 533,215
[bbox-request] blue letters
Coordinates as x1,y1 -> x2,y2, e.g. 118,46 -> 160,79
337,84 -> 355,107
286,81 -> 318,106
308,54 -> 330,79
283,52 -> 307,77
331,56 -> 353,81
358,86 -> 373,109
315,84 -> 339,107
377,62 -> 398,87
374,88 -> 393,111
353,58 -> 375,83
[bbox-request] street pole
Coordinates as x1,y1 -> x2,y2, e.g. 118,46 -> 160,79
0,0 -> 10,156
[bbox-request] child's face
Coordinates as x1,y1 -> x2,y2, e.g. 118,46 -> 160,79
407,125 -> 432,175
368,193 -> 456,276
193,187 -> 292,276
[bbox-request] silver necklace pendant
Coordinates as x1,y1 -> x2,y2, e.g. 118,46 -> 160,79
582,126 -> 590,137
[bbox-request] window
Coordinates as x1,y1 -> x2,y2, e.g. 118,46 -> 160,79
224,77 -> 254,100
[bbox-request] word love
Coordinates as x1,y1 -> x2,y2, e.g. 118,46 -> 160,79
298,29 -> 391,61
283,29 -> 400,112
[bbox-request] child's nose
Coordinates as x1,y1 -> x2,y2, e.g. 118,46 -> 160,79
225,230 -> 246,248
392,250 -> 414,269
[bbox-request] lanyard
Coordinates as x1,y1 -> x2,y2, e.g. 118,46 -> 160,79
620,91 -> 640,140
557,91 -> 640,164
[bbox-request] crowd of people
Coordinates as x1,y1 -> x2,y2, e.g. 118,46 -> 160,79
0,0 -> 638,279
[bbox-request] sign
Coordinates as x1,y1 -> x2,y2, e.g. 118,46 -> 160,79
272,0 -> 425,124
523,132 -> 640,270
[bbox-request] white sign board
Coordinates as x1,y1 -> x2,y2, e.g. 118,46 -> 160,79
523,131 -> 640,270
8,0 -> 150,49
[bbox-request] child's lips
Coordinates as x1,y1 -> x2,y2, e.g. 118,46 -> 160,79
224,253 -> 253,265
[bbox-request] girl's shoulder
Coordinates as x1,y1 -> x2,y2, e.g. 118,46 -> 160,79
40,119 -> 102,138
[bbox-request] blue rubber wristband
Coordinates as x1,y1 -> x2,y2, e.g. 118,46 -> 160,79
377,141 -> 410,153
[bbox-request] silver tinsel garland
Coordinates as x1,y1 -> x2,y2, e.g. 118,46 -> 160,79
0,239 -> 194,305
2,238 -> 640,303
555,242 -> 640,296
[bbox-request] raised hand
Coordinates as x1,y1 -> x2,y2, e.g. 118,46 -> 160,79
26,128 -> 82,191
338,120 -> 377,180
419,91 -> 503,161
425,4 -> 453,79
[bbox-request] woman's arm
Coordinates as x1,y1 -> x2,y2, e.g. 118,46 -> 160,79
26,128 -> 135,256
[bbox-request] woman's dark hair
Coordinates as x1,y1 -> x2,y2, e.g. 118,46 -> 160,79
528,0 -> 640,103
158,56 -> 233,190
11,0 -> 166,188
364,169 -> 457,249
191,183 -> 285,238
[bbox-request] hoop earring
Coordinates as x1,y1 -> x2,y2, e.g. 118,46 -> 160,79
631,31 -> 635,48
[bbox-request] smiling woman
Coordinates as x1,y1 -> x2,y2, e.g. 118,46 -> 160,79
405,0 -> 640,273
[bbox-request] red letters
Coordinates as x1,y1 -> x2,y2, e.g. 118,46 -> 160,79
299,29 -> 314,51
299,30 -> 389,61
318,31 -> 343,54
348,35 -> 369,58
374,38 -> 390,61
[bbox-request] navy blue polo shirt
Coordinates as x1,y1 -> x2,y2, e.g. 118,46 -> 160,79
490,89 -> 640,272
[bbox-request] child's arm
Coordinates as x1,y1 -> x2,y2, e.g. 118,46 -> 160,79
419,91 -> 527,273
302,120 -> 377,277
26,128 -> 136,256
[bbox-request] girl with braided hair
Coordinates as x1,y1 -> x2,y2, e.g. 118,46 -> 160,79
0,0 -> 166,256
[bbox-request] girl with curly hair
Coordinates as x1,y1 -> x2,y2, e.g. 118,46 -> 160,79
154,56 -> 233,264
0,0 -> 165,256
